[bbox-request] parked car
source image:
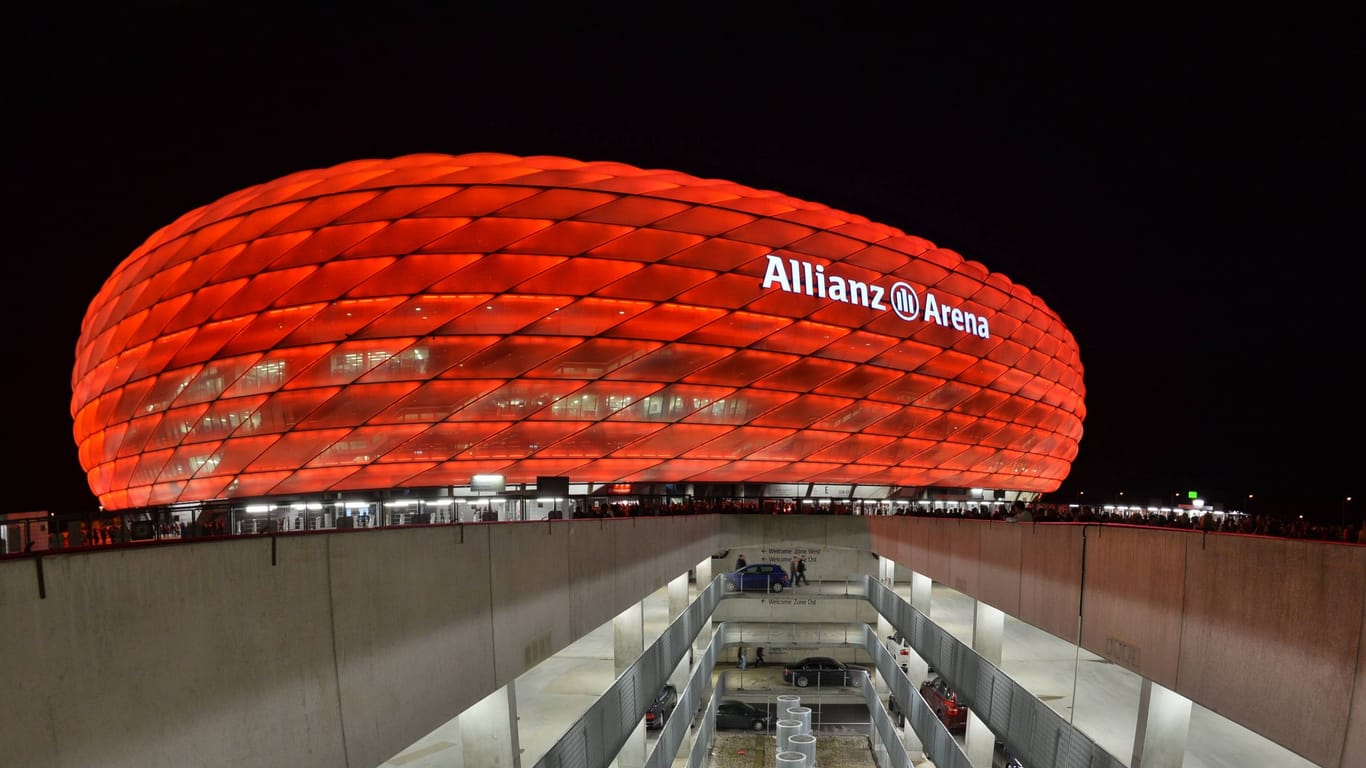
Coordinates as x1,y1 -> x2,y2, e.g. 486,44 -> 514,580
645,683 -> 678,730
781,656 -> 868,687
919,675 -> 966,731
725,563 -> 790,593
887,693 -> 906,727
716,699 -> 769,731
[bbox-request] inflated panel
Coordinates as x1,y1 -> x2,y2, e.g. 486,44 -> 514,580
72,153 -> 1086,509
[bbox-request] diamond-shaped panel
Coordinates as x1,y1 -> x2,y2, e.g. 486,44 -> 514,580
71,153 -> 1086,510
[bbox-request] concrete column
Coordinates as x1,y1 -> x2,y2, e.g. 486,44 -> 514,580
614,721 -> 646,768
695,556 -> 712,593
460,680 -> 521,768
963,601 -> 1004,767
693,557 -> 714,660
612,601 -> 646,768
902,714 -> 925,763
910,572 -> 932,614
1131,679 -> 1193,768
964,711 -> 994,767
972,601 -> 1004,666
879,553 -> 896,586
614,601 -> 644,678
875,613 -> 894,692
668,572 -> 688,621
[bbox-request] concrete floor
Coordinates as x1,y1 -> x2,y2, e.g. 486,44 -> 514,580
380,580 -> 1320,768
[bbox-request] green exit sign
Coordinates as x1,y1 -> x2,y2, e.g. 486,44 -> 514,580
1187,491 -> 1199,499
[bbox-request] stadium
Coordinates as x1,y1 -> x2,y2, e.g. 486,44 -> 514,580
70,152 -> 1085,529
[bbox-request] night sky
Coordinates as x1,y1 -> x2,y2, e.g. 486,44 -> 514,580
8,7 -> 1360,521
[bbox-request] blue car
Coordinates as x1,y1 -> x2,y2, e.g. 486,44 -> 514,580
725,563 -> 790,593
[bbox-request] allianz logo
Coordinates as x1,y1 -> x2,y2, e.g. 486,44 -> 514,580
759,253 -> 991,339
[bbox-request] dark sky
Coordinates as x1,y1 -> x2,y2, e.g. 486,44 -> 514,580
7,6 -> 1360,520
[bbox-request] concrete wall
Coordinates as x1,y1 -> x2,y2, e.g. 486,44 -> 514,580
0,515 -> 717,768
7,513 -> 1363,767
867,517 -> 1366,768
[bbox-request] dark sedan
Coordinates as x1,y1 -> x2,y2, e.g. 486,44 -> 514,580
644,683 -> 678,730
716,699 -> 769,731
781,656 -> 868,687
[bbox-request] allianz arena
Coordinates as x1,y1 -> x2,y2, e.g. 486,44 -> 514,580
71,153 -> 1085,519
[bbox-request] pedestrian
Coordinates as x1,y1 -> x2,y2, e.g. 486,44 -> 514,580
755,647 -> 765,667
735,553 -> 747,570
796,557 -> 808,586
790,557 -> 799,585
738,646 -> 747,669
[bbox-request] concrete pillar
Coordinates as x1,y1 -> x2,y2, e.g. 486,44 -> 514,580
963,601 -> 1005,766
910,572 -> 932,614
460,680 -> 521,768
612,601 -> 647,768
1131,679 -> 1193,768
695,556 -> 712,593
902,713 -> 925,763
614,721 -> 646,768
613,601 -> 644,678
668,572 -> 688,621
879,553 -> 896,586
874,614 -> 892,692
693,556 -> 713,660
964,711 -> 994,767
972,601 -> 1004,666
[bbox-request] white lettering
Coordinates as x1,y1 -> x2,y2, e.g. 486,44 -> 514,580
828,275 -> 848,302
924,293 -> 944,325
759,253 -> 991,339
847,279 -> 871,307
762,254 -> 792,292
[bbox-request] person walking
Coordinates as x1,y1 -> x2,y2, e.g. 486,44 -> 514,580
790,557 -> 799,585
795,557 -> 808,586
735,553 -> 747,570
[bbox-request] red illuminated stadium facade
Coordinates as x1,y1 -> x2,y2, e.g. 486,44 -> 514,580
70,153 -> 1085,521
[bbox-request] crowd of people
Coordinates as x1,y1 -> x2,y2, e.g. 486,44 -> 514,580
13,494 -> 1359,555
895,501 -> 1365,544
569,496 -> 1365,545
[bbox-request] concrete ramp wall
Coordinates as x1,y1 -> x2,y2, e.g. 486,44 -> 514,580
0,515 -> 718,768
867,517 -> 1366,768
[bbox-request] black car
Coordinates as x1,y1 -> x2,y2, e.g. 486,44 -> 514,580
644,684 -> 678,730
716,699 -> 769,731
781,656 -> 868,687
